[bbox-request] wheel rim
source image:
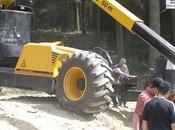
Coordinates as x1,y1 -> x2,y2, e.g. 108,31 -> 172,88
64,67 -> 87,101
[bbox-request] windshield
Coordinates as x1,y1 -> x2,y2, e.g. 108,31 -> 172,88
0,10 -> 32,45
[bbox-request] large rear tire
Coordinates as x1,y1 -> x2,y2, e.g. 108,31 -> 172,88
55,51 -> 114,115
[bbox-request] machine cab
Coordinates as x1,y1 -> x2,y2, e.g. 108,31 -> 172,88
0,6 -> 32,67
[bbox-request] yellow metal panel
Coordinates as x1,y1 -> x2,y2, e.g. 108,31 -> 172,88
15,42 -> 80,78
0,0 -> 14,8
15,43 -> 53,75
92,0 -> 143,32
56,46 -> 80,54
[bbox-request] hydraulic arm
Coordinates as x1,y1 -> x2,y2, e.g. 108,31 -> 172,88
92,0 -> 175,64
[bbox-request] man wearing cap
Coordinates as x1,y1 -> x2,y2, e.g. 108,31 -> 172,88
142,81 -> 175,130
133,77 -> 164,130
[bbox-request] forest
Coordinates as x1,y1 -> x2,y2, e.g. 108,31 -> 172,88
16,0 -> 175,76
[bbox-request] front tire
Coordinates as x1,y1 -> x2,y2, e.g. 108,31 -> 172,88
55,51 -> 114,115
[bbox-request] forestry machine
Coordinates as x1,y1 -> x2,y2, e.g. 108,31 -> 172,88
0,0 -> 174,115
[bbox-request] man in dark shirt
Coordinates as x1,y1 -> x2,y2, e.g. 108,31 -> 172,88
142,81 -> 175,130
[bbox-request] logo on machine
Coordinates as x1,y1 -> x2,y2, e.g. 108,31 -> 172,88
21,60 -> 26,68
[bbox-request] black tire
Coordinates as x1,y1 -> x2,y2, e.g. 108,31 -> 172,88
55,51 -> 114,115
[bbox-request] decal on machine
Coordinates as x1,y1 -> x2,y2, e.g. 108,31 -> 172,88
21,60 -> 26,68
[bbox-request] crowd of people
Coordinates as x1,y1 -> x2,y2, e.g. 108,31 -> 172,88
132,77 -> 175,130
111,58 -> 175,130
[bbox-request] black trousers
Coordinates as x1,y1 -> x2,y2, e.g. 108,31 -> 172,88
111,82 -> 127,106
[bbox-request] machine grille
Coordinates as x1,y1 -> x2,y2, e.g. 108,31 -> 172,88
52,52 -> 58,65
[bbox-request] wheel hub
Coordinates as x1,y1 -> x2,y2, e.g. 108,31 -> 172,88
64,67 -> 87,101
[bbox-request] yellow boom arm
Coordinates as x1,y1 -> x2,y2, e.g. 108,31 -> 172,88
92,0 -> 175,64
0,0 -> 14,8
91,0 -> 143,32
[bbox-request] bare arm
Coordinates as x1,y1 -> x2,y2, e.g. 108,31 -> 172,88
117,68 -> 137,78
142,120 -> 148,130
132,113 -> 140,130
171,123 -> 175,130
114,68 -> 137,78
124,73 -> 137,78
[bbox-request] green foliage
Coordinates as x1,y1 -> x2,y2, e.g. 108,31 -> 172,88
17,0 -> 170,77
32,29 -> 64,42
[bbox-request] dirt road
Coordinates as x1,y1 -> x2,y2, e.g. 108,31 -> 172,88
0,87 -> 135,130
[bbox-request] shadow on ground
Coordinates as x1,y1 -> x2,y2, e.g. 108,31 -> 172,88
0,113 -> 40,130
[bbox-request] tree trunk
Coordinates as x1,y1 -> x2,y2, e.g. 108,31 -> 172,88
76,2 -> 80,31
171,10 -> 175,45
115,22 -> 124,58
69,1 -> 75,31
148,0 -> 160,67
81,0 -> 87,35
96,7 -> 101,41
147,0 -> 167,81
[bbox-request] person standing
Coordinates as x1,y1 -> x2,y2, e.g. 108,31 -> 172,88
142,81 -> 175,130
132,77 -> 164,130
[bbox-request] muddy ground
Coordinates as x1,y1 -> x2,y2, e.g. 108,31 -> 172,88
0,87 -> 136,130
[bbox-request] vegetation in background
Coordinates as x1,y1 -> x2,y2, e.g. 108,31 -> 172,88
16,0 -> 175,77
